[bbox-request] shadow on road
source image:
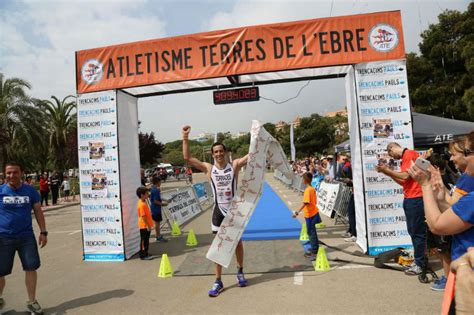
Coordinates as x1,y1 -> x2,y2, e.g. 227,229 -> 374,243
4,289 -> 134,315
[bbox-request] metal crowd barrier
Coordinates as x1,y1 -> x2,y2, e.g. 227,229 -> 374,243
274,170 -> 352,226
333,182 -> 352,224
274,169 -> 293,187
291,176 -> 305,194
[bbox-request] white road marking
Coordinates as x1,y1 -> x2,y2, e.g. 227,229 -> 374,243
50,229 -> 81,235
293,272 -> 304,285
337,264 -> 372,270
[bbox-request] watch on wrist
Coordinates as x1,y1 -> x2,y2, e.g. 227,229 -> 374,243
40,231 -> 48,236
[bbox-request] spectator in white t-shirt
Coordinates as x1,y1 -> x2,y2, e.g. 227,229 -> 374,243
60,175 -> 71,202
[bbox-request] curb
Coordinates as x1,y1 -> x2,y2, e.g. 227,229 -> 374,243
43,201 -> 81,212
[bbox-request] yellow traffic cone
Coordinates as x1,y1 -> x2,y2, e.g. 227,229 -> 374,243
313,247 -> 330,271
299,223 -> 309,241
158,254 -> 174,278
316,223 -> 326,229
171,221 -> 181,236
186,229 -> 198,247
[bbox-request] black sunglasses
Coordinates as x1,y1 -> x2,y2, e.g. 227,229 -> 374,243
464,148 -> 474,157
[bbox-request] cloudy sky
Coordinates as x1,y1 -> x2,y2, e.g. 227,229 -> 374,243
0,0 -> 470,142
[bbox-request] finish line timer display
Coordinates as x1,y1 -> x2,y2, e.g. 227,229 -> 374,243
213,87 -> 260,105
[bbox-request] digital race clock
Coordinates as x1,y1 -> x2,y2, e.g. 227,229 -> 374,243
213,87 -> 260,105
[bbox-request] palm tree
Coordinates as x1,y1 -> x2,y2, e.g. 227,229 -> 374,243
35,95 -> 77,172
0,74 -> 45,171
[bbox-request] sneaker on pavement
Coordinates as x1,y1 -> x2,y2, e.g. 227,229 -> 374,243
430,276 -> 447,291
402,261 -> 415,270
344,236 -> 357,242
208,281 -> 224,297
156,235 -> 169,243
304,252 -> 316,258
237,272 -> 248,287
140,255 -> 154,261
26,300 -> 43,314
341,232 -> 352,238
404,264 -> 422,275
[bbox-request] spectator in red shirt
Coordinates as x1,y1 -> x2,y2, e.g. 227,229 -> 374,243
39,174 -> 50,207
376,142 -> 426,276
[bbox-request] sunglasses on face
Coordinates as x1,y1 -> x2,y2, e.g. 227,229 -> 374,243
464,148 -> 474,157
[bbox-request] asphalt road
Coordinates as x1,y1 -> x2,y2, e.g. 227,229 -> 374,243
1,173 -> 443,314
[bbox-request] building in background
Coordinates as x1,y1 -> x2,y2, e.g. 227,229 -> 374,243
193,132 -> 215,142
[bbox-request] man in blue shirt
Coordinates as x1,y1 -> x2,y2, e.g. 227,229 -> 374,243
0,162 -> 47,314
150,177 -> 168,242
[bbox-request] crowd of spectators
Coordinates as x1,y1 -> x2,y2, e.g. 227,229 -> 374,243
286,131 -> 474,305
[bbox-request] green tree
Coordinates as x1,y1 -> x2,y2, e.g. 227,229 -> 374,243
407,4 -> 474,120
162,150 -> 185,166
0,74 -> 44,170
139,131 -> 164,167
276,124 -> 291,156
263,122 -> 277,138
216,131 -> 231,143
35,95 -> 77,172
294,114 -> 335,158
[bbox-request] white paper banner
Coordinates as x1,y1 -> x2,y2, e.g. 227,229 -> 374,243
206,120 -> 293,268
317,181 -> 340,218
162,187 -> 202,226
355,60 -> 413,255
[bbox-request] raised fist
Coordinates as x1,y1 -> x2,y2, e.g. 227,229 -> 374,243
182,125 -> 191,138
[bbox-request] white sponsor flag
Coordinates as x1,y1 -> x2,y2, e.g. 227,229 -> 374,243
206,120 -> 294,268
290,123 -> 296,162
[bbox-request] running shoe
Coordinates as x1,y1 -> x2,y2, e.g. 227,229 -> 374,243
304,252 -> 316,258
140,255 -> 154,261
237,271 -> 248,287
430,276 -> 447,291
402,261 -> 416,270
404,264 -> 422,276
156,235 -> 169,243
341,232 -> 352,238
344,236 -> 357,242
26,300 -> 43,314
208,281 -> 224,297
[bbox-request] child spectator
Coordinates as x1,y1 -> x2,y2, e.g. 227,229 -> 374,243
150,177 -> 168,242
61,175 -> 71,202
25,176 -> 33,185
293,172 -> 320,258
136,187 -> 154,260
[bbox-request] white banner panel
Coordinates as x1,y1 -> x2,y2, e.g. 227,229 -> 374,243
162,187 -> 202,226
77,90 -> 124,261
346,67 -> 368,252
206,121 -> 293,268
116,91 -> 141,260
317,182 -> 340,218
290,123 -> 296,162
355,60 -> 413,255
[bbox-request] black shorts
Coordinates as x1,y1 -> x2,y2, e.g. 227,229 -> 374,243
211,205 -> 226,233
427,230 -> 451,253
64,190 -> 70,197
152,212 -> 163,223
